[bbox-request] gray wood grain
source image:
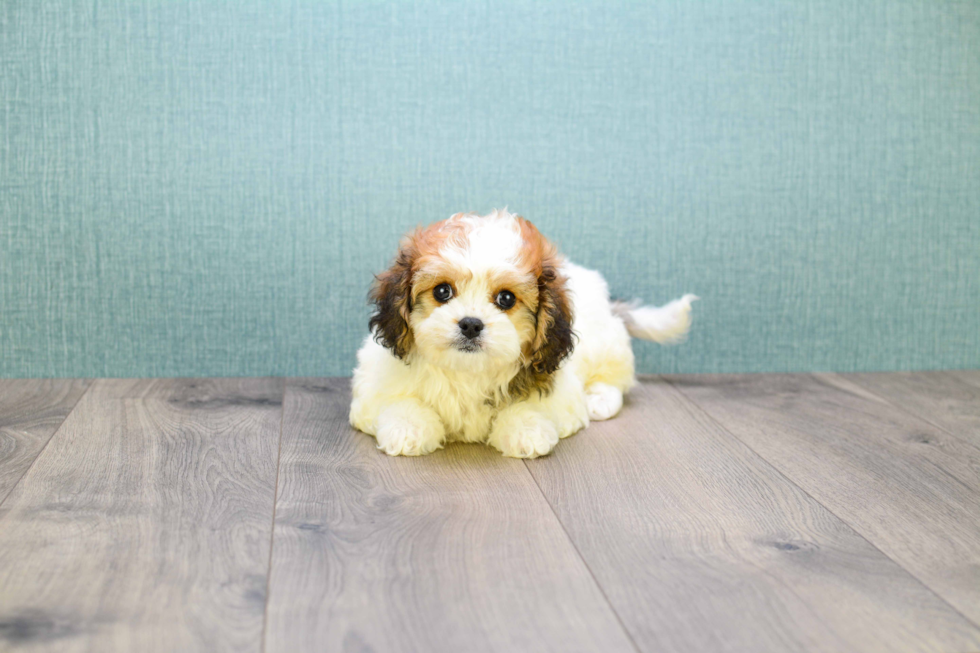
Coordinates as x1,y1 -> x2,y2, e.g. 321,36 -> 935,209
949,370 -> 980,390
668,372 -> 980,629
0,378 -> 283,652
845,370 -> 980,447
264,378 -> 636,653
0,379 -> 90,504
525,376 -> 980,653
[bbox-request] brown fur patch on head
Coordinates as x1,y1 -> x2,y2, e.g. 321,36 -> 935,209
368,215 -> 475,359
511,215 -> 576,396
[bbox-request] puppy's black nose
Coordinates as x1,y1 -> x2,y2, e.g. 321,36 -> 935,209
458,317 -> 484,340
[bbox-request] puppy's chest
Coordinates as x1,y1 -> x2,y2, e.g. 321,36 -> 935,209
413,376 -> 502,443
431,392 -> 497,443
413,364 -> 516,443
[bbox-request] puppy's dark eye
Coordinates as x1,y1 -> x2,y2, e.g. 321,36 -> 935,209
433,283 -> 453,303
495,290 -> 516,310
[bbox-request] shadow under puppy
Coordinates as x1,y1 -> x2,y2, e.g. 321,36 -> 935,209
350,209 -> 697,458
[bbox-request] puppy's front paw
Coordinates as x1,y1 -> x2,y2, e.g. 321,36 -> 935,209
489,411 -> 559,459
586,383 -> 623,421
376,422 -> 443,456
375,404 -> 445,456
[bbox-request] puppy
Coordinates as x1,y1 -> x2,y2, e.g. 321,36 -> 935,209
350,209 -> 697,458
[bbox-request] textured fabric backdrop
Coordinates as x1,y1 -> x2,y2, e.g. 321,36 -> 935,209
2,1 -> 978,378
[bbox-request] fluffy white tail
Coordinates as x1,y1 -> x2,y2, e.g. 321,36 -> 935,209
612,294 -> 699,344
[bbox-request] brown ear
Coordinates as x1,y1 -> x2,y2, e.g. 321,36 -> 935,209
368,233 -> 418,359
529,261 -> 575,375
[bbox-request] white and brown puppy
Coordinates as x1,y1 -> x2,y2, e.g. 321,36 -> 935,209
350,209 -> 697,458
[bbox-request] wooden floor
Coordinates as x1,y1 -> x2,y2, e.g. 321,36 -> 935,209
1,373 -> 979,653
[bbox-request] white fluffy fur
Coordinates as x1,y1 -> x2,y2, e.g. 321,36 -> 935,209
350,211 -> 697,458
613,294 -> 700,344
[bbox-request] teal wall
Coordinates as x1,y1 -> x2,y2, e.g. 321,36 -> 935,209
2,1 -> 978,378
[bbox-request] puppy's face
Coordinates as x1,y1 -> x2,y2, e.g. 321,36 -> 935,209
369,210 -> 574,380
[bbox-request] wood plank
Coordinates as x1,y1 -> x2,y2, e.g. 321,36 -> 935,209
525,376 -> 980,652
845,371 -> 980,447
668,372 -> 980,630
0,379 -> 91,503
949,370 -> 980,390
0,378 -> 283,653
264,378 -> 636,653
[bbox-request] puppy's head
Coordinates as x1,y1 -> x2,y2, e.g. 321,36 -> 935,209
369,210 -> 574,383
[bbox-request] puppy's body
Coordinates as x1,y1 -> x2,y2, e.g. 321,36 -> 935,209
350,210 -> 696,458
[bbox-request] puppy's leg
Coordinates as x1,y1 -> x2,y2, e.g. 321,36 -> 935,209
585,382 -> 623,421
374,400 -> 446,456
488,370 -> 589,458
487,405 -> 560,459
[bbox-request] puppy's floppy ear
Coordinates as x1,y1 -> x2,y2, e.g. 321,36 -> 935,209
531,252 -> 575,374
514,215 -> 576,375
529,262 -> 575,374
368,232 -> 419,359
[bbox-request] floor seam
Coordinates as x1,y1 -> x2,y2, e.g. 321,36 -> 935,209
0,379 -> 95,511
522,459 -> 644,653
661,373 -> 980,632
259,377 -> 288,653
830,371 -> 980,452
